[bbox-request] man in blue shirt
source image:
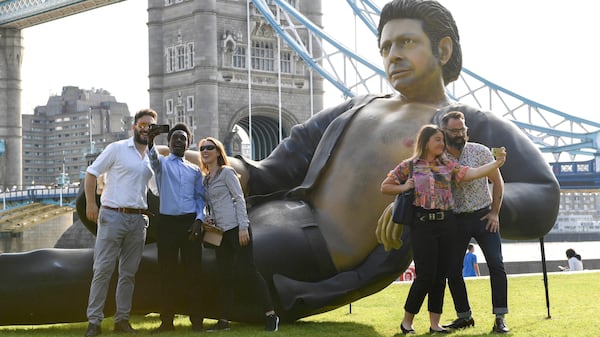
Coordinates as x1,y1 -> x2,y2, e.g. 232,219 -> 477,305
147,123 -> 206,333
462,244 -> 480,277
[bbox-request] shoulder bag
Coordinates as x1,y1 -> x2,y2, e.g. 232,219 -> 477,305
202,196 -> 223,248
391,160 -> 415,225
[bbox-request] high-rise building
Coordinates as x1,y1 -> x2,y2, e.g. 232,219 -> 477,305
22,86 -> 131,187
148,0 -> 323,159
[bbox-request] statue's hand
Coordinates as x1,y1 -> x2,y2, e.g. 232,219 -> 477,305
376,203 -> 403,251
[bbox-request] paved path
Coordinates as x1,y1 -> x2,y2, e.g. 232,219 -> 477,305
477,240 -> 599,263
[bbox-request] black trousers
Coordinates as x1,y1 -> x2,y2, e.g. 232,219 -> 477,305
215,226 -> 274,319
404,212 -> 456,314
156,213 -> 203,325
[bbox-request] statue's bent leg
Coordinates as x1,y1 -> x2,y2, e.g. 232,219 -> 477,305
248,200 -> 413,321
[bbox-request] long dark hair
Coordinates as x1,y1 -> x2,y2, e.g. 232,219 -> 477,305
566,248 -> 582,261
377,0 -> 462,85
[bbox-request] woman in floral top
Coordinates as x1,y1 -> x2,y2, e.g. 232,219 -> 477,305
380,124 -> 505,334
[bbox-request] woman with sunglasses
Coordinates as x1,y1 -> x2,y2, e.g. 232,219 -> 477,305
198,137 -> 280,332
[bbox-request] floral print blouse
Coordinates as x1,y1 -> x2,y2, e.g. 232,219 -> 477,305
388,157 -> 469,211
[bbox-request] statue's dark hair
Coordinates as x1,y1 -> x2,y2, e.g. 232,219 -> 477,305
377,0 -> 462,85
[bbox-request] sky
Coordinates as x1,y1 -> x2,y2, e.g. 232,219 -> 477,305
20,0 -> 599,124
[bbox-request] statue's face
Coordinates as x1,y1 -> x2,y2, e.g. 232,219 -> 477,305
379,18 -> 441,94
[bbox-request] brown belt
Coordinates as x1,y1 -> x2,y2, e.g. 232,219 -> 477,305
101,205 -> 154,216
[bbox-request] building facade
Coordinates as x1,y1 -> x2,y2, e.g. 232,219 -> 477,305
21,86 -> 131,187
148,0 -> 324,159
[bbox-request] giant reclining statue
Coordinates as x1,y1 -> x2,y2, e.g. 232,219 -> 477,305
0,95 -> 560,325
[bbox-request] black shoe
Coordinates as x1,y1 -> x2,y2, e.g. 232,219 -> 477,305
85,323 -> 102,337
113,320 -> 136,333
207,319 -> 230,332
264,314 -> 280,332
429,327 -> 450,334
192,323 -> 204,332
443,316 -> 475,329
492,317 -> 510,333
151,322 -> 175,334
400,322 -> 416,335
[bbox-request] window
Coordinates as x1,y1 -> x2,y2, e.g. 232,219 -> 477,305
164,0 -> 183,6
176,106 -> 185,124
267,0 -> 297,7
233,46 -> 246,69
177,45 -> 187,70
280,51 -> 292,73
166,99 -> 174,114
187,43 -> 195,68
166,43 -> 195,73
251,40 -> 274,71
187,115 -> 195,133
166,47 -> 175,72
186,96 -> 194,111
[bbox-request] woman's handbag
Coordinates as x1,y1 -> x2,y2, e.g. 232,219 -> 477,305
202,220 -> 223,248
202,203 -> 222,248
391,161 -> 415,225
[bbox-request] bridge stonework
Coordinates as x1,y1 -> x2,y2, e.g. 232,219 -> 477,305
0,28 -> 23,190
147,0 -> 323,158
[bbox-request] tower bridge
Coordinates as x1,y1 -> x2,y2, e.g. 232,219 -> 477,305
1,0 -> 599,190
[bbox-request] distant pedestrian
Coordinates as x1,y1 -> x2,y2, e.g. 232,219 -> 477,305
462,244 -> 480,277
560,248 -> 583,271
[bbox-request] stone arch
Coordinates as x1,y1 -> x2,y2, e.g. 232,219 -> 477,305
224,105 -> 299,160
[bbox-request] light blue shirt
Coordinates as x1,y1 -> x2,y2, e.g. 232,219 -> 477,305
148,147 -> 205,220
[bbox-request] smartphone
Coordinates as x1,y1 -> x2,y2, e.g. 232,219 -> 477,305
151,124 -> 170,134
491,147 -> 503,157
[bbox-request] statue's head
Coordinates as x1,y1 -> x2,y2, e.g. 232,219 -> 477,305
377,0 -> 462,85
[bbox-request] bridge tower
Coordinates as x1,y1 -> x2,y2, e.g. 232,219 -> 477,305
0,28 -> 23,189
147,0 -> 323,159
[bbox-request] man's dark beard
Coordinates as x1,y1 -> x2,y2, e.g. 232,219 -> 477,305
134,130 -> 148,145
447,137 -> 465,151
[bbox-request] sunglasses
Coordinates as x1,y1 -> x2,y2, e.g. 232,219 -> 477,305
200,145 -> 216,151
445,127 -> 468,134
136,122 -> 152,130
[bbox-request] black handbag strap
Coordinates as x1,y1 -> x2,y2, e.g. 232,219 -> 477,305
408,160 -> 414,178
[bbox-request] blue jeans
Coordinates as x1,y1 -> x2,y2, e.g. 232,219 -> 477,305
447,208 -> 508,316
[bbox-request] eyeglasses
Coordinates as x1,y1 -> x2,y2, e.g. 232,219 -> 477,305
200,145 -> 216,151
445,127 -> 468,134
136,122 -> 152,130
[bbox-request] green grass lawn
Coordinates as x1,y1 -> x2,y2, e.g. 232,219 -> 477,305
1,271 -> 598,336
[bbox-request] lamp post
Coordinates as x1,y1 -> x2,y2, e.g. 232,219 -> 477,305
59,153 -> 65,207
